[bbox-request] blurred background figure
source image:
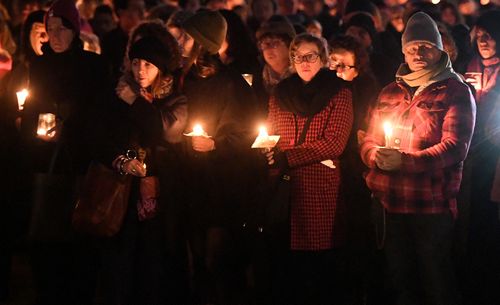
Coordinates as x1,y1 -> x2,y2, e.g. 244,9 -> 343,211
218,9 -> 260,75
462,9 -> 500,305
252,16 -> 295,118
89,4 -> 117,40
101,0 -> 145,84
329,33 -> 381,305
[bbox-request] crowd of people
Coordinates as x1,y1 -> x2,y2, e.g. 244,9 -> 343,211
0,0 -> 499,304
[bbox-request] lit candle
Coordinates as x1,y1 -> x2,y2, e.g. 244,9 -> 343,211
37,113 -> 56,137
16,89 -> 29,111
192,124 -> 207,137
242,74 -> 253,86
383,121 -> 393,148
258,125 -> 269,139
251,125 -> 280,149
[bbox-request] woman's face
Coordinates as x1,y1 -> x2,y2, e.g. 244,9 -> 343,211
441,7 -> 457,26
47,16 -> 75,53
131,58 -> 159,88
259,37 -> 290,72
30,22 -> 48,55
329,49 -> 358,81
476,28 -> 497,60
293,42 -> 323,83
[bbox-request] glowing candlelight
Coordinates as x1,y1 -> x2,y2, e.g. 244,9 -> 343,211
193,124 -> 204,136
16,89 -> 29,111
242,74 -> 253,86
251,125 -> 280,149
258,126 -> 269,139
383,121 -> 393,148
37,113 -> 56,137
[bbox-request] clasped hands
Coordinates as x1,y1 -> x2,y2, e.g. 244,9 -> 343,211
191,136 -> 215,152
122,158 -> 146,177
375,148 -> 402,171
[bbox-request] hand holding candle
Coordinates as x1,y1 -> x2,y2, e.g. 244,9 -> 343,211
251,125 -> 280,149
16,89 -> 29,111
183,124 -> 215,152
184,123 -> 210,137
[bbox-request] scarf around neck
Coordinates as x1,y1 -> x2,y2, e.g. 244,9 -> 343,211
396,52 -> 462,96
275,68 -> 346,116
262,64 -> 292,94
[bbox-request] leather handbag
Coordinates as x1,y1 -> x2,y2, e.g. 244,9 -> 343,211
72,161 -> 132,237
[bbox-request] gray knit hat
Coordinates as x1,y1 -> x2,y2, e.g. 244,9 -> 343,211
402,12 -> 443,51
183,10 -> 227,55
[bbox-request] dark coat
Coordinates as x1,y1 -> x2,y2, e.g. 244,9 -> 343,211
20,41 -> 111,175
182,64 -> 259,227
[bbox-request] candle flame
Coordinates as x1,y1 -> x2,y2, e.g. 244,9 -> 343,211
193,124 -> 204,136
383,121 -> 393,137
16,89 -> 29,110
258,126 -> 268,138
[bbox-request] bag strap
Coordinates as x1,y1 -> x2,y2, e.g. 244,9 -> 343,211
294,115 -> 314,147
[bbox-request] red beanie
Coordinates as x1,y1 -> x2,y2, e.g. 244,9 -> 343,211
46,0 -> 81,33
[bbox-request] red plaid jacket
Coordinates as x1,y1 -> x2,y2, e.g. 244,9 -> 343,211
267,87 -> 353,250
360,78 -> 476,217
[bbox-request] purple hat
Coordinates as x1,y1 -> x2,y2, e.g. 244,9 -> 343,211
46,0 -> 81,33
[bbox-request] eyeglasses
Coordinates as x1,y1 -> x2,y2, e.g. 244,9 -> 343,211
292,53 -> 320,64
259,39 -> 283,50
477,32 -> 493,42
330,61 -> 355,71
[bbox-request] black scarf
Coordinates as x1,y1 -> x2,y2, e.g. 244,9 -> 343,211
275,69 -> 346,116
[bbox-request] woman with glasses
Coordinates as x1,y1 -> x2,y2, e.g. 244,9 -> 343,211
329,34 -> 381,304
263,33 -> 353,305
252,16 -> 296,118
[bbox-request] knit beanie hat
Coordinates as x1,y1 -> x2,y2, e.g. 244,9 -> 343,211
402,12 -> 443,51
475,10 -> 500,46
256,19 -> 296,42
182,10 -> 227,55
344,13 -> 377,42
129,37 -> 173,74
46,0 -> 81,33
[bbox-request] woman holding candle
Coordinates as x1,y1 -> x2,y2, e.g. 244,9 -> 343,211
95,30 -> 189,304
177,10 -> 258,304
18,0 -> 111,303
264,33 -> 353,304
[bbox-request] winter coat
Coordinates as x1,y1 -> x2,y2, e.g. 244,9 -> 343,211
267,69 -> 353,250
20,41 -> 111,175
183,64 -> 259,227
360,78 -> 476,217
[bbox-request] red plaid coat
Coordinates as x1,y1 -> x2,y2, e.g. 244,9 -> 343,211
267,88 -> 353,250
360,78 -> 476,217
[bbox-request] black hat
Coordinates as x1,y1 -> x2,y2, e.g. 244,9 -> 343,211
128,36 -> 173,74
345,13 -> 377,42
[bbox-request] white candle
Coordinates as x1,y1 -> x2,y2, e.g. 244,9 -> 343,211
383,121 -> 393,148
16,89 -> 29,111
